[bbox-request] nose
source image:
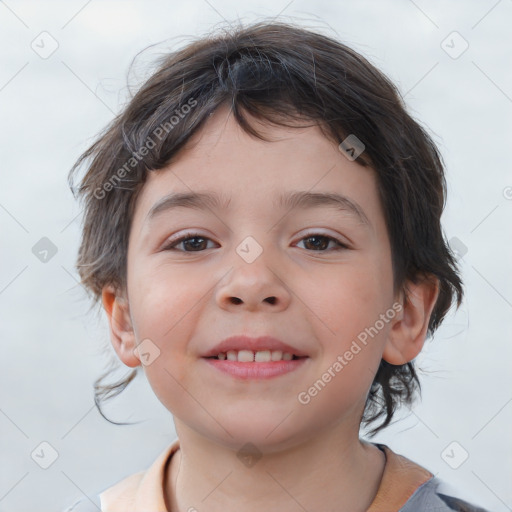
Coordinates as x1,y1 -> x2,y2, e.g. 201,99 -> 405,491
215,244 -> 291,312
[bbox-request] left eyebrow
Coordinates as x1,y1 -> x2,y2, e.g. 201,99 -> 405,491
276,191 -> 371,228
146,190 -> 371,228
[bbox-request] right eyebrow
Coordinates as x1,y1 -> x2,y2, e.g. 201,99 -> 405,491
146,191 -> 231,222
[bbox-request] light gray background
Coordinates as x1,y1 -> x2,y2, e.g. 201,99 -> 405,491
1,1 -> 511,511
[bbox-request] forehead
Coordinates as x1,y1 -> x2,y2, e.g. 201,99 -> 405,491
131,105 -> 385,235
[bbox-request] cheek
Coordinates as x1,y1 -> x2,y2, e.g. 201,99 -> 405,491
129,262 -> 205,340
127,262 -> 208,395
299,257 -> 393,402
303,258 -> 391,342
127,272 -> 197,414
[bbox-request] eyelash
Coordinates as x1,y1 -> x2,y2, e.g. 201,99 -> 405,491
162,231 -> 349,252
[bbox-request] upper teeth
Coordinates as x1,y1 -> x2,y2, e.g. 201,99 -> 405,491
217,350 -> 294,362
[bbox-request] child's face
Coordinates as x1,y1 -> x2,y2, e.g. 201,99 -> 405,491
116,105 -> 403,449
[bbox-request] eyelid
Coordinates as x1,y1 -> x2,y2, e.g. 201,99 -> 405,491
162,229 -> 351,252
161,230 -> 214,250
297,229 -> 351,248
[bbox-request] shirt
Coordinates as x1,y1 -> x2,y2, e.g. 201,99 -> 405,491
62,439 -> 490,511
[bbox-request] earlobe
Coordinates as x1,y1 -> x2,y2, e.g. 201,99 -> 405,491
101,285 -> 140,368
382,274 -> 440,365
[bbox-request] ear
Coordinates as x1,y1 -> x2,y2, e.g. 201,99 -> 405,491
101,284 -> 140,368
383,274 -> 440,365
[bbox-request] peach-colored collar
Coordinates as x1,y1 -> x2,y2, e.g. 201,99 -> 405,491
368,443 -> 433,511
100,439 -> 433,512
100,439 -> 180,511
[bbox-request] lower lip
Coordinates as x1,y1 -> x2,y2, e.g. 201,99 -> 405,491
203,358 -> 308,379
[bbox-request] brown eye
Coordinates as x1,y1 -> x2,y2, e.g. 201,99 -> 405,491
297,234 -> 347,251
163,233 -> 216,252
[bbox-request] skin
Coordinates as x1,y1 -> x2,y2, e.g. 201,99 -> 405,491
102,104 -> 439,512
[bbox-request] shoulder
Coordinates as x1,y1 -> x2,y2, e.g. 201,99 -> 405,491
60,472 -> 144,511
400,476 -> 491,512
60,440 -> 179,512
61,470 -> 145,511
370,443 -> 490,512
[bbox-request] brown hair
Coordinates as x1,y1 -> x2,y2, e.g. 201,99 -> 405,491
69,20 -> 463,436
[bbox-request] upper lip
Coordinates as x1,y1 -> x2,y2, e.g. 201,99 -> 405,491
202,335 -> 309,358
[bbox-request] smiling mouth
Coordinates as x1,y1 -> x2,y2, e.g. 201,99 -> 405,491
204,349 -> 308,380
205,349 -> 305,362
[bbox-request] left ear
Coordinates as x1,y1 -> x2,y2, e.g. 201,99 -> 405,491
383,273 -> 440,365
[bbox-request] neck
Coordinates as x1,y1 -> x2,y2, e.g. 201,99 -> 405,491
165,422 -> 386,512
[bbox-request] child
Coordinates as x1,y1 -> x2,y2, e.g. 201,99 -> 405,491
64,20 -> 489,512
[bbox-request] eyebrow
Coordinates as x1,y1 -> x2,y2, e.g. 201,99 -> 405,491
146,190 -> 371,227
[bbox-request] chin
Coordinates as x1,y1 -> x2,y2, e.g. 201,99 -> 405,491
205,411 -> 313,453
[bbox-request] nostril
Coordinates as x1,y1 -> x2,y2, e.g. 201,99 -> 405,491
230,297 -> 243,304
265,297 -> 277,305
